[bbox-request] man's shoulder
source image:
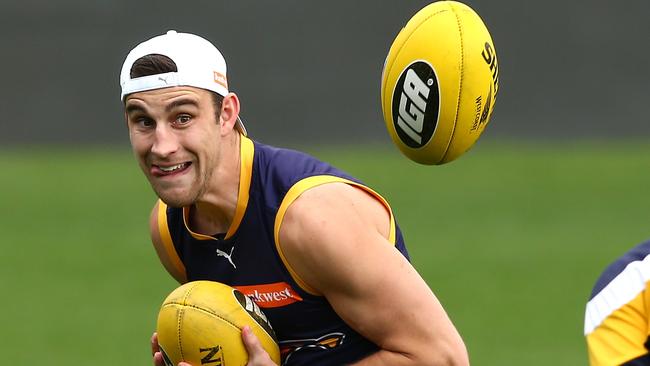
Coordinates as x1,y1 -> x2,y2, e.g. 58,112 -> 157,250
253,140 -> 321,166
252,140 -> 355,186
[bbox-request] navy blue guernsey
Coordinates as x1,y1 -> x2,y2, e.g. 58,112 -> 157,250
155,136 -> 410,365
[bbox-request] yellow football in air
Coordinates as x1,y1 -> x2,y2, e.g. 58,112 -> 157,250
381,1 -> 499,165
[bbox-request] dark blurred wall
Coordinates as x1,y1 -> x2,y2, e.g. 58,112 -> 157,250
1,0 -> 649,146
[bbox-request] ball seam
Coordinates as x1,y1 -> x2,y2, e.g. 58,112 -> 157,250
177,307 -> 185,361
177,282 -> 200,361
440,2 -> 464,163
383,8 -> 450,119
385,8 -> 450,75
163,301 -> 244,331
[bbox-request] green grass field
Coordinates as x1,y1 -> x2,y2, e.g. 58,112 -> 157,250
2,140 -> 650,365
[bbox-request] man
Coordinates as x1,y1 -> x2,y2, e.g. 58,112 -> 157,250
584,240 -> 650,365
120,30 -> 468,366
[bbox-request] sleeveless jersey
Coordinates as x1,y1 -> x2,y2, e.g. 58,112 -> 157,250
155,136 -> 410,365
584,240 -> 650,365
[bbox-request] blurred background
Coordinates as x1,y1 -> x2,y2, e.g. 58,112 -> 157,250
1,0 -> 650,364
3,0 -> 650,145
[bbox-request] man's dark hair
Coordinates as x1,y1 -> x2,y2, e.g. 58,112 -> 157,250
129,54 -> 223,119
129,53 -> 178,78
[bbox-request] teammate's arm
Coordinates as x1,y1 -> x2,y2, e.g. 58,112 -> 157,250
586,287 -> 650,365
279,182 -> 469,366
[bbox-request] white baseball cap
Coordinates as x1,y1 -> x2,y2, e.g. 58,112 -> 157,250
120,30 -> 247,135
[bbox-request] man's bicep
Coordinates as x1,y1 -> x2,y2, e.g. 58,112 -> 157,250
326,242 -> 460,352
279,185 -> 465,361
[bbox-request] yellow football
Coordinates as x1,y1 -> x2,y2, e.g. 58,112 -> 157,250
156,281 -> 281,366
381,0 -> 499,165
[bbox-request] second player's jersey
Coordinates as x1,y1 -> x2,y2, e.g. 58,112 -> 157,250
585,240 -> 650,365
154,136 -> 410,365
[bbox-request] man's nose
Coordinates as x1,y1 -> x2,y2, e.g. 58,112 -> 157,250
151,124 -> 179,158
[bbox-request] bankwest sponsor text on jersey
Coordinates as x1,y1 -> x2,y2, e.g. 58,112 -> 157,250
235,282 -> 303,308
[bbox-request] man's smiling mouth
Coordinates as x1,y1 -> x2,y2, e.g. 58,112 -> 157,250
153,162 -> 191,176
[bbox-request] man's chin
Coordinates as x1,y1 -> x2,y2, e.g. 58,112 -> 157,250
160,198 -> 191,208
154,188 -> 196,208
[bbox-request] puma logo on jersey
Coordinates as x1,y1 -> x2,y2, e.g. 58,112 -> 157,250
215,247 -> 236,269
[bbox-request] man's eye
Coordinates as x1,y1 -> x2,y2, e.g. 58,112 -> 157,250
176,114 -> 192,124
137,118 -> 155,128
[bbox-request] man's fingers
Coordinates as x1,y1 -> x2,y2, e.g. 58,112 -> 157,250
242,326 -> 263,354
153,327 -> 273,366
242,326 -> 277,365
153,351 -> 164,366
152,332 -> 165,366
151,332 -> 160,355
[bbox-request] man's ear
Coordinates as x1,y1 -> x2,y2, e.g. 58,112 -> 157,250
220,93 -> 241,135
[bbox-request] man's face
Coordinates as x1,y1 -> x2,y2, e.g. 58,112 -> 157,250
124,86 -> 221,207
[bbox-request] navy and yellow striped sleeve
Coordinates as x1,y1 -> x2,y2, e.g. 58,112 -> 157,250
585,241 -> 650,365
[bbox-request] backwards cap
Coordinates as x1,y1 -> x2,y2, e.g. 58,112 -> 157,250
119,30 -> 246,135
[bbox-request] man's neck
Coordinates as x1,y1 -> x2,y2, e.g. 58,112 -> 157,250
187,133 -> 242,237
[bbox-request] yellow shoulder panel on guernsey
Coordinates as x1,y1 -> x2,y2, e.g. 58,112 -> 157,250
274,175 -> 397,295
156,200 -> 187,282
